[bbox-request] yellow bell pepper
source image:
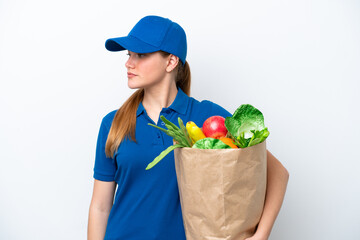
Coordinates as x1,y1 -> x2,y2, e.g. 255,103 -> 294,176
186,121 -> 206,143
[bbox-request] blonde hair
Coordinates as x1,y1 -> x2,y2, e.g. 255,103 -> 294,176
105,52 -> 191,158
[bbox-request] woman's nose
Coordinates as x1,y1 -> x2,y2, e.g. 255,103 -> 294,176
125,56 -> 134,69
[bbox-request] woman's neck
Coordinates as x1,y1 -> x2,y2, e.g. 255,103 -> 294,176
142,81 -> 178,124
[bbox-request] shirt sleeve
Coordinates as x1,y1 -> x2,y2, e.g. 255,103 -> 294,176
202,100 -> 232,118
211,101 -> 232,118
93,115 -> 117,182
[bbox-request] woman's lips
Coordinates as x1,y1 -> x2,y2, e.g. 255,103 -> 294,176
127,72 -> 137,78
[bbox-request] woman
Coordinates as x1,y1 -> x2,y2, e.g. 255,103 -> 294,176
88,15 -> 289,240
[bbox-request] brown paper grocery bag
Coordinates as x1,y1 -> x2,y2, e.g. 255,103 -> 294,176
174,141 -> 267,240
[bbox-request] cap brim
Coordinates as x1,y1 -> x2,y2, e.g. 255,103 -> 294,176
105,35 -> 160,53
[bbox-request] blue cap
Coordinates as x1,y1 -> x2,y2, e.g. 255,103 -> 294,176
105,15 -> 187,64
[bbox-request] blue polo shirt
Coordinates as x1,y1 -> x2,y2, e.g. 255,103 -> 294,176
93,88 -> 231,240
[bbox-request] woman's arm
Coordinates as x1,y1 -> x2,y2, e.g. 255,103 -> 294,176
246,150 -> 289,240
88,180 -> 116,240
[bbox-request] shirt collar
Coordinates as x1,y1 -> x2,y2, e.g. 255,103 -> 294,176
136,101 -> 146,117
136,88 -> 190,117
168,88 -> 189,114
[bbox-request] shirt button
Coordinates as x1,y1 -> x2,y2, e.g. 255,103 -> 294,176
161,122 -> 165,126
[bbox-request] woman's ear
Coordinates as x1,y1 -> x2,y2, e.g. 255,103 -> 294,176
166,54 -> 179,72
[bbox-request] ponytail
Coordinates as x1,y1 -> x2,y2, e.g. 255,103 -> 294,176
105,55 -> 191,158
176,61 -> 191,96
105,89 -> 144,158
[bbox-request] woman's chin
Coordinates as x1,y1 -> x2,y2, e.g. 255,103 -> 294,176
127,82 -> 140,89
128,81 -> 148,89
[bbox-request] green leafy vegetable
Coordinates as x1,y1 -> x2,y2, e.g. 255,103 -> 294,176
145,144 -> 183,170
225,104 -> 269,148
146,116 -> 192,170
178,117 -> 193,148
247,128 -> 270,147
192,138 -> 231,149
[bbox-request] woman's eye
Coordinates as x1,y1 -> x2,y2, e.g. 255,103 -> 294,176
126,52 -> 146,58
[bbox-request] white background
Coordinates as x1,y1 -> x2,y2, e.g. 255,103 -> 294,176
1,0 -> 359,239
